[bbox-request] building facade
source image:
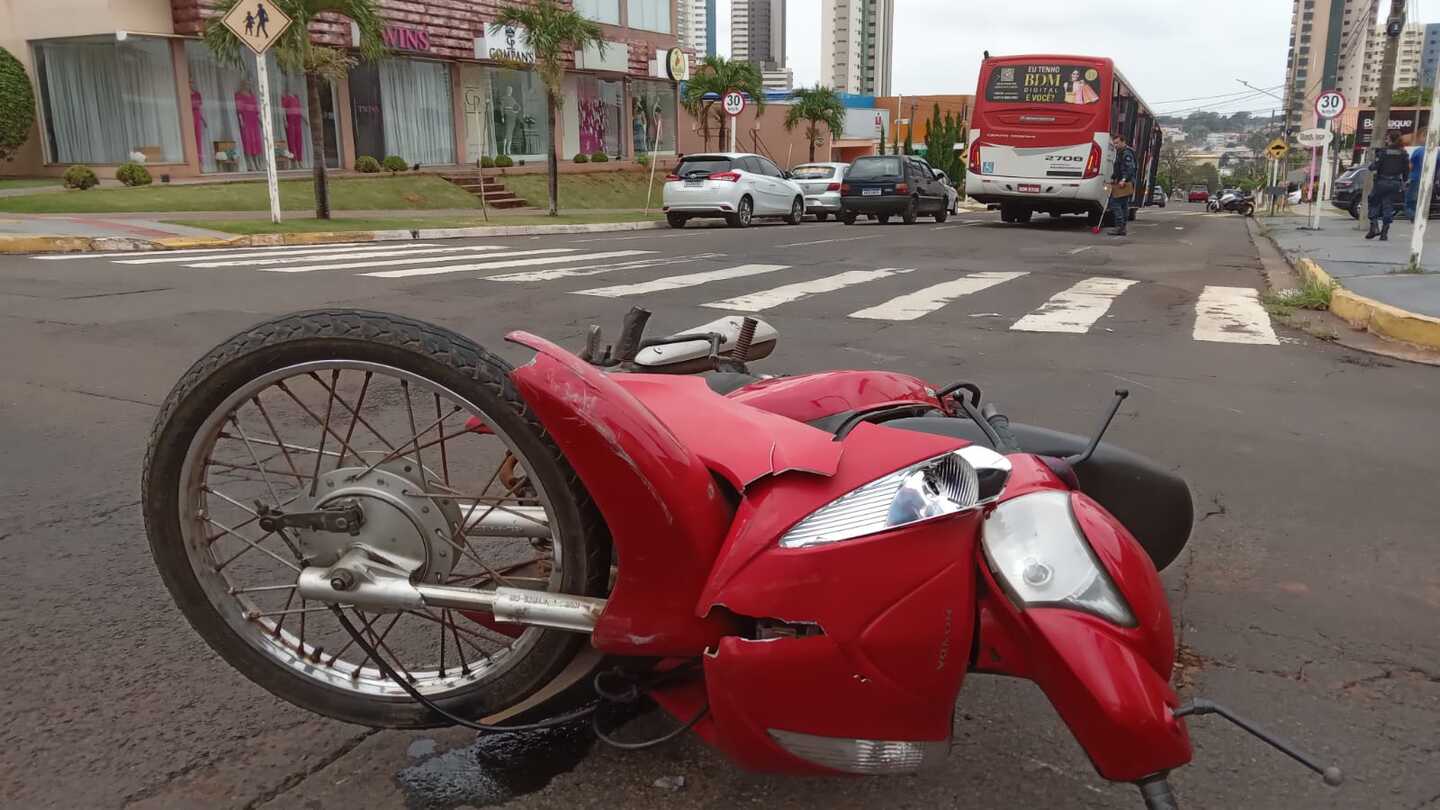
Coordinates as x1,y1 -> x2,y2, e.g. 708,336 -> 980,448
820,0 -> 892,96
1422,23 -> 1440,88
677,0 -> 716,58
1359,21 -> 1425,105
0,0 -> 685,179
762,67 -> 794,93
731,0 -> 785,71
1283,0 -> 1375,133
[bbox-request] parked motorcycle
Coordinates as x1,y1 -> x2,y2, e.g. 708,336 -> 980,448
142,308 -> 1341,808
1206,189 -> 1255,216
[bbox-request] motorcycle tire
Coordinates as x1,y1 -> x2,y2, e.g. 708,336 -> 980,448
1241,203 -> 1255,217
142,309 -> 612,729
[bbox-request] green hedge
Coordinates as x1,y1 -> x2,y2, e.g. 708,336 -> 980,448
382,155 -> 408,173
0,47 -> 36,162
116,161 -> 152,187
63,165 -> 98,190
354,155 -> 381,173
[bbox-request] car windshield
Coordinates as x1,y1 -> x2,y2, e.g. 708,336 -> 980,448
791,166 -> 836,179
675,157 -> 734,178
848,157 -> 904,179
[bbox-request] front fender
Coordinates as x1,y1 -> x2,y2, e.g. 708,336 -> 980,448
506,332 -> 737,655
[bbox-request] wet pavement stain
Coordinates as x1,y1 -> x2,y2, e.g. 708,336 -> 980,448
397,720 -> 595,809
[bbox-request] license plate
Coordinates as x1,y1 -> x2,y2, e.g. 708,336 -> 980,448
685,180 -> 703,187
863,188 -> 882,196
1019,183 -> 1041,193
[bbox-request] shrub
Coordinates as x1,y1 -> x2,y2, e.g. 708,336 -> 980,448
354,155 -> 381,173
589,152 -> 610,163
480,155 -> 495,169
636,152 -> 651,168
573,153 -> 590,163
62,165 -> 98,190
0,47 -> 35,163
115,161 -> 152,187
494,155 -> 514,168
382,155 -> 408,173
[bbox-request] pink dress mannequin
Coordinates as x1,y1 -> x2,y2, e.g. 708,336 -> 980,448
191,90 -> 206,161
281,94 -> 304,162
234,88 -> 263,157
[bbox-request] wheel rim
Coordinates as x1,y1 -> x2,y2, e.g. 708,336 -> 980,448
792,200 -> 802,220
740,199 -> 752,225
176,360 -> 565,698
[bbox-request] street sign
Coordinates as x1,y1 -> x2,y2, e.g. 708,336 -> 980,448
1297,128 -> 1333,147
1315,90 -> 1346,121
221,0 -> 293,55
1266,138 -> 1289,159
722,91 -> 746,117
665,48 -> 689,82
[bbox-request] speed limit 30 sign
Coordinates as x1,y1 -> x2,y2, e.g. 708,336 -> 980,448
722,90 -> 746,117
1315,90 -> 1346,121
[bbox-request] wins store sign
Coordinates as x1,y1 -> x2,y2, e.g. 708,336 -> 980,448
477,24 -> 535,65
382,25 -> 431,51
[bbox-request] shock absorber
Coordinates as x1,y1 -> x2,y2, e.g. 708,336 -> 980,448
731,317 -> 758,361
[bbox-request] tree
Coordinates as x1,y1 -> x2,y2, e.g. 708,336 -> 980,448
205,0 -> 385,220
902,117 -> 914,155
0,47 -> 35,164
1391,85 -> 1432,107
494,0 -> 605,216
681,56 -> 764,153
1160,140 -> 1191,190
783,85 -> 844,162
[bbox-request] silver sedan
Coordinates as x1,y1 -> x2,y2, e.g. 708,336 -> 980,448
789,162 -> 850,222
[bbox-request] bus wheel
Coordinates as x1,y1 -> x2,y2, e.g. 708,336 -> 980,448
1015,208 -> 1033,224
1000,207 -> 1016,224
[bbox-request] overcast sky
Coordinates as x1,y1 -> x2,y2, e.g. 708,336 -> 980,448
711,0 -> 1436,116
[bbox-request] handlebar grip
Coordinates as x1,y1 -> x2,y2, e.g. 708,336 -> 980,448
981,403 -> 1022,454
614,307 -> 652,363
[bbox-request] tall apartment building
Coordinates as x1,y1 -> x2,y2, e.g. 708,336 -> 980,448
1283,0 -> 1375,132
678,0 -> 716,58
731,0 -> 786,71
1359,22 -> 1425,104
762,68 -> 794,93
819,0 -> 893,96
1423,23 -> 1440,88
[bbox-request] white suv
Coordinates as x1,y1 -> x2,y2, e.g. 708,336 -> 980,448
663,153 -> 806,228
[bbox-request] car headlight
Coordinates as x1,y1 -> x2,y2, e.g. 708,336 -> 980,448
780,446 -> 1011,549
981,490 -> 1135,626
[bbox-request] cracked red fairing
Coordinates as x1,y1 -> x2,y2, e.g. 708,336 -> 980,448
726,370 -> 948,422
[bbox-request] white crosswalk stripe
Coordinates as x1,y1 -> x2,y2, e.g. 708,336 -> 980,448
114,243 -> 438,265
361,250 -> 653,279
489,252 -> 726,282
850,271 -> 1026,321
1011,277 -> 1138,333
34,241 -> 374,260
1193,286 -> 1280,345
702,268 -> 905,312
575,264 -> 789,298
257,248 -> 578,274
182,244 -> 510,269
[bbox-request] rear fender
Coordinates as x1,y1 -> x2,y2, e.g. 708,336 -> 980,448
506,332 -> 737,655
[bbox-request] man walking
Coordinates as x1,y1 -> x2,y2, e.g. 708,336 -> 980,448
1367,130 -> 1409,240
1406,129 -> 1428,222
1107,133 -> 1137,236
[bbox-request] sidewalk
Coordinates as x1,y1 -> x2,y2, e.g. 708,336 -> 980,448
1265,206 -> 1440,348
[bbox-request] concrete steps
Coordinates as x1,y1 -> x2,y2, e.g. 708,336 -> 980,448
438,174 -> 530,209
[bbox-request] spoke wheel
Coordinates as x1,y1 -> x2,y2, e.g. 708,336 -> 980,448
143,310 -> 609,727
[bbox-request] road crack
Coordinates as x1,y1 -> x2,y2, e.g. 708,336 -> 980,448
243,728 -> 378,809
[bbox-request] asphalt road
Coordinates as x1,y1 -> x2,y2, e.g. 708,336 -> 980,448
2,203 -> 1437,810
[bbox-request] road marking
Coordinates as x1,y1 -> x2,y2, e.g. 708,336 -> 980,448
963,220 -> 986,226
1067,246 -> 1095,255
931,225 -> 963,231
702,268 -> 901,312
186,245 -> 508,269
34,242 -> 375,260
774,235 -> 879,248
362,250 -> 652,278
1193,286 -> 1279,345
112,243 -> 439,265
260,248 -> 576,273
566,232 -> 697,244
575,263 -> 788,297
849,271 -> 1026,321
490,252 -> 726,282
1011,277 -> 1138,333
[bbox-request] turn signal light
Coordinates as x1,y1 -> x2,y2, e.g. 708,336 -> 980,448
709,171 -> 741,182
827,182 -> 841,191
895,182 -> 909,194
1083,143 -> 1102,178
968,145 -> 982,174
665,173 -> 680,181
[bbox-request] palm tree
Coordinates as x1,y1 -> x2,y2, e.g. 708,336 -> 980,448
681,56 -> 764,152
783,85 -> 845,163
493,0 -> 604,216
205,0 -> 385,220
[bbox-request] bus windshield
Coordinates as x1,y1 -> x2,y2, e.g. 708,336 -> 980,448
984,62 -> 1105,107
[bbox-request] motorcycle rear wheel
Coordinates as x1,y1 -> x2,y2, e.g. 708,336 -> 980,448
142,310 -> 611,728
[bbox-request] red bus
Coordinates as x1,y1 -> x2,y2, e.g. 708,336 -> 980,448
966,54 -> 1161,226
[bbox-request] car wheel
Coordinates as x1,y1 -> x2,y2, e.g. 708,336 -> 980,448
934,206 -> 949,223
727,196 -> 753,228
902,197 -> 918,225
877,214 -> 891,225
1348,202 -> 1360,220
666,213 -> 688,229
815,212 -> 829,222
841,212 -> 857,225
785,197 -> 804,225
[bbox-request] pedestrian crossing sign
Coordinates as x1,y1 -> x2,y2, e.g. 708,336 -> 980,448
222,0 -> 293,55
1266,138 -> 1288,159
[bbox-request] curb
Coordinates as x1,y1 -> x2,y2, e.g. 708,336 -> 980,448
1295,257 -> 1440,351
0,220 -> 666,255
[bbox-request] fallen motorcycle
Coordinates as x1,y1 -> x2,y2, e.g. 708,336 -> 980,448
1206,189 -> 1255,217
142,308 -> 1341,808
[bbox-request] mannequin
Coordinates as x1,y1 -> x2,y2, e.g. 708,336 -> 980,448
498,85 -> 521,155
234,80 -> 263,169
191,89 -> 206,165
281,92 -> 304,163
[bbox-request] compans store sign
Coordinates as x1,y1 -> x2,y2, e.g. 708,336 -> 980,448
478,24 -> 535,64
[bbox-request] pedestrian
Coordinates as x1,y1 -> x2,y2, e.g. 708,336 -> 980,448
244,10 -> 255,35
1106,132 -> 1137,236
255,3 -> 269,36
1406,129 -> 1429,221
1366,130 -> 1408,240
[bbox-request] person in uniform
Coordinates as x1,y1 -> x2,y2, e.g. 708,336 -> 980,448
1107,133 -> 1137,236
1367,131 -> 1409,240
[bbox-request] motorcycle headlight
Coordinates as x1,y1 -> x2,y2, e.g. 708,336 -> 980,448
780,446 -> 1011,549
981,490 -> 1135,626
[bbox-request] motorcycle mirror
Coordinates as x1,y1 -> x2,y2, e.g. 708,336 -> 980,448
1064,389 -> 1129,467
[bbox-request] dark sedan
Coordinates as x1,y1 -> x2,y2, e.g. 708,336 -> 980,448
1332,165 -> 1440,219
839,155 -> 950,225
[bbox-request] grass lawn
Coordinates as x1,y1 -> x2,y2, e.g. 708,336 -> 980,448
0,176 -> 480,214
499,170 -> 667,209
169,211 -> 663,235
0,178 -> 58,190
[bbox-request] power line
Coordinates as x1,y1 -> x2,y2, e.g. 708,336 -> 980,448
1150,86 -> 1285,106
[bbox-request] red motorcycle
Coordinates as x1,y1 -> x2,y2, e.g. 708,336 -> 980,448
143,308 -> 1341,808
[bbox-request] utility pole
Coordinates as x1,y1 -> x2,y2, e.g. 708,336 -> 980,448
1363,0 -> 1408,231
1408,57 -> 1440,271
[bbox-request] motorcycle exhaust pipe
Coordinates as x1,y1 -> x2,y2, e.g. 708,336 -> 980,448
295,549 -> 605,633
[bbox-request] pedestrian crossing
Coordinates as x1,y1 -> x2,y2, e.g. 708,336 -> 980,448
31,240 -> 1281,345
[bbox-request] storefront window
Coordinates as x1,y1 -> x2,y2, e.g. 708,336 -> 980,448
631,80 -> 677,154
574,0 -> 620,24
349,59 -> 456,165
490,68 -> 551,161
185,42 -> 339,173
33,35 -> 183,164
627,0 -> 671,33
578,77 -> 625,158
